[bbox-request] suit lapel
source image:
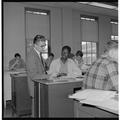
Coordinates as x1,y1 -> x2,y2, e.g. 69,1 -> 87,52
33,48 -> 45,73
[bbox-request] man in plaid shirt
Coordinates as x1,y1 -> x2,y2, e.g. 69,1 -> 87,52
84,40 -> 118,91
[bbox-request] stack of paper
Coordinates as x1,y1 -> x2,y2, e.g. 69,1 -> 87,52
69,89 -> 118,113
80,99 -> 118,112
49,75 -> 84,82
9,69 -> 26,74
69,89 -> 116,101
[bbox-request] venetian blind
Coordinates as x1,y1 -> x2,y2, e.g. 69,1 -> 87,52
81,18 -> 98,42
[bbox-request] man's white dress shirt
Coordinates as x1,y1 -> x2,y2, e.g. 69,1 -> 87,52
47,58 -> 82,78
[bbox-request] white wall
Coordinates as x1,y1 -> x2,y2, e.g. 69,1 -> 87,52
4,2 -> 117,69
50,7 -> 62,58
98,16 -> 112,56
62,8 -> 73,47
4,2 -> 25,70
72,10 -> 81,53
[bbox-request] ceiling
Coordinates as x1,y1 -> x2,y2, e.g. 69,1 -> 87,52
102,2 -> 118,7
24,2 -> 118,17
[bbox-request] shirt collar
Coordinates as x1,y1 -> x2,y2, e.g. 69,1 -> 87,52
101,53 -> 118,63
60,58 -> 69,64
74,58 -> 78,64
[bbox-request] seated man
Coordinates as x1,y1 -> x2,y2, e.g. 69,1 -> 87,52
73,50 -> 90,75
45,53 -> 54,71
68,52 -> 75,60
9,53 -> 26,71
48,46 -> 82,78
83,40 -> 118,91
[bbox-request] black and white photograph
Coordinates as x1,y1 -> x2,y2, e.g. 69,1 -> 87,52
3,1 -> 118,118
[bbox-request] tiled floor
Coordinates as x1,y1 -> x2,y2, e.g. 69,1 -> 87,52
3,101 -> 32,118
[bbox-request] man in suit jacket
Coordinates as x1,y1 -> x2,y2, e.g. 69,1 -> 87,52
26,34 -> 49,117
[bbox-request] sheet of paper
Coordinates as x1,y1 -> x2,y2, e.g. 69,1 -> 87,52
7,70 -> 26,74
69,89 -> 118,114
80,99 -> 118,113
15,73 -> 27,77
49,75 -> 84,82
69,89 -> 116,101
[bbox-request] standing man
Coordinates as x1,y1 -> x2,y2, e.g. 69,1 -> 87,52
26,35 -> 49,117
73,50 -> 90,75
84,40 -> 118,91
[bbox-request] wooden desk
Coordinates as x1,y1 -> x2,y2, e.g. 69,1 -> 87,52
4,71 -> 12,108
4,70 -> 26,108
10,73 -> 32,116
33,78 -> 83,117
74,100 -> 118,118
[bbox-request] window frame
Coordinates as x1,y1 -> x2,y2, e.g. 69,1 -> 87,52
80,15 -> 98,65
82,41 -> 98,65
110,19 -> 118,41
25,7 -> 51,60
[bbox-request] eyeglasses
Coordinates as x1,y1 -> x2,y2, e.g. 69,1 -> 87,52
40,44 -> 46,48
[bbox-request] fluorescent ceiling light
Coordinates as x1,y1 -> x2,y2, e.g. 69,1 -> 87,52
81,17 -> 95,21
110,21 -> 118,24
26,11 -> 47,15
78,2 -> 118,10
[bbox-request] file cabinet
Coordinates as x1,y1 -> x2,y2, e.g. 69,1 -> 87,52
11,74 -> 32,116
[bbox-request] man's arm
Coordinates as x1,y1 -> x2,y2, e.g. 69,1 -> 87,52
47,60 -> 59,77
68,60 -> 82,77
21,59 -> 26,68
27,54 -> 48,80
9,59 -> 19,70
106,62 -> 118,91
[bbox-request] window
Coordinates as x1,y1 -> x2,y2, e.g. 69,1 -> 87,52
110,20 -> 118,40
111,35 -> 118,40
25,8 -> 50,60
41,40 -> 48,59
82,42 -> 97,64
81,15 -> 98,64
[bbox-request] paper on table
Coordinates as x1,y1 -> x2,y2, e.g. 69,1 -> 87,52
8,70 -> 26,74
69,89 -> 116,102
80,99 -> 118,112
15,73 -> 27,76
49,75 -> 83,81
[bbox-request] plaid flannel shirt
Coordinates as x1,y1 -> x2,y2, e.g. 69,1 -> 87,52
84,55 -> 118,91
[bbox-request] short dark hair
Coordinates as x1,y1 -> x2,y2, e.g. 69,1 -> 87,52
62,46 -> 71,53
14,53 -> 21,58
33,35 -> 46,44
49,53 -> 54,58
76,50 -> 83,57
69,53 -> 75,59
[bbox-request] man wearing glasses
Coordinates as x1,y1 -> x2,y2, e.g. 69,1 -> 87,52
26,35 -> 49,117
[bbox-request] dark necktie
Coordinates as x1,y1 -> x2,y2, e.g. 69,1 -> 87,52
40,53 -> 47,74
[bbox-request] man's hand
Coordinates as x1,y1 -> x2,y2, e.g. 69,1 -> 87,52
14,59 -> 19,65
57,73 -> 67,77
9,60 -> 20,70
33,74 -> 50,80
